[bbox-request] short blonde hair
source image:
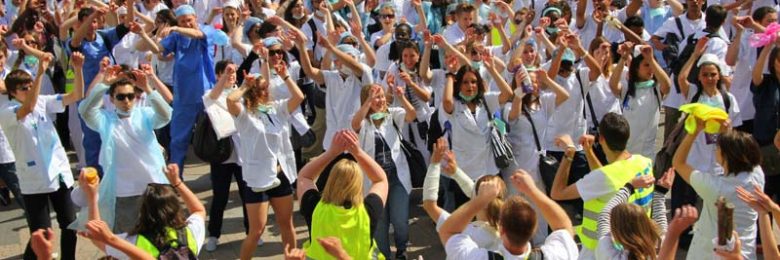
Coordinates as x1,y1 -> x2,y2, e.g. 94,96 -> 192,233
321,159 -> 364,207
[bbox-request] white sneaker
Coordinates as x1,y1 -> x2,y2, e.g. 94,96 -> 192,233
257,238 -> 264,246
251,178 -> 281,192
206,237 -> 218,252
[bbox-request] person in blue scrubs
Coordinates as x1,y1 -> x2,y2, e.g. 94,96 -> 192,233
135,5 -> 218,172
68,3 -> 136,175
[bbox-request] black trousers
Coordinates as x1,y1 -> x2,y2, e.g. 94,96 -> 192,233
22,182 -> 77,260
208,163 -> 249,238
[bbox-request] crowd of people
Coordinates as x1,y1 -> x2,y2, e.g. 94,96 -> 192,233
0,0 -> 779,259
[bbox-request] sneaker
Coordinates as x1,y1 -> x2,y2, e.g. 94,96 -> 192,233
205,237 -> 218,252
251,178 -> 281,193
257,238 -> 264,246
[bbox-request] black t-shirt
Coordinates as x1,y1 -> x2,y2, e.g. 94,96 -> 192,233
300,189 -> 384,239
751,74 -> 780,145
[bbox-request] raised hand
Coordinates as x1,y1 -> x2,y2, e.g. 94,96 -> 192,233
476,177 -> 501,200
510,169 -> 538,194
163,164 -> 181,186
657,168 -> 675,189
693,37 -> 709,57
555,134 -> 575,150
399,71 -> 413,84
71,52 -> 85,69
430,137 -> 448,164
630,175 -> 655,189
317,237 -> 350,259
284,244 -> 305,260
274,62 -> 289,78
441,150 -> 458,176
639,45 -> 653,59
30,228 -> 54,259
667,205 -> 698,236
579,134 -> 596,149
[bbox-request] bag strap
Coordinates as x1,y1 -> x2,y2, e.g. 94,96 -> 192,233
176,228 -> 188,248
308,19 -> 319,50
97,31 -> 117,65
675,17 -> 685,40
523,107 -> 543,153
575,68 -> 587,119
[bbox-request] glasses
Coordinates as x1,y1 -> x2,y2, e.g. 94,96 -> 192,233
268,49 -> 285,56
114,93 -> 136,101
380,14 -> 395,20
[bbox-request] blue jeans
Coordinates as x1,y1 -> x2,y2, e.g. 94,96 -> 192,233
0,162 -> 23,208
375,171 -> 409,257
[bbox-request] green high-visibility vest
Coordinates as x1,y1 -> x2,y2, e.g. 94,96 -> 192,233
578,155 -> 655,250
304,201 -> 385,260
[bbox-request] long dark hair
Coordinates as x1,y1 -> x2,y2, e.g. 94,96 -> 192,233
510,72 -> 540,114
282,0 -> 307,27
453,65 -> 486,104
626,54 -> 656,99
130,184 -> 187,248
395,40 -> 421,71
768,47 -> 780,81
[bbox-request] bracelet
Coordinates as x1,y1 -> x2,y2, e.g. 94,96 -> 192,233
564,156 -> 574,161
283,75 -> 290,81
172,182 -> 183,188
446,72 -> 456,78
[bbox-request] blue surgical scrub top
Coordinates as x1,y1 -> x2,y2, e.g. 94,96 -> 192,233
160,28 -> 217,106
68,24 -> 130,89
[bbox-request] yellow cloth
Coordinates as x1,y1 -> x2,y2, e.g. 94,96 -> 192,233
679,103 -> 729,134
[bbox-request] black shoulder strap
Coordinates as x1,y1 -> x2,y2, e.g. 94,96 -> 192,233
691,86 -> 731,111
97,31 -> 117,64
575,68 -> 587,119
523,107 -> 543,152
176,228 -> 188,247
308,19 -> 318,50
675,17 -> 685,39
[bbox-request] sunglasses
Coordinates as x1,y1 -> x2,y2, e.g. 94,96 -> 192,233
342,41 -> 357,46
114,93 -> 136,101
380,14 -> 395,19
268,49 -> 285,56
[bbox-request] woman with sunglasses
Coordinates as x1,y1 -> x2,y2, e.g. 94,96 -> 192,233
226,61 -> 304,260
370,3 -> 397,49
0,52 -> 82,260
76,55 -> 173,235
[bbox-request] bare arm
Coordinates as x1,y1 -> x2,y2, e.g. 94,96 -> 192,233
295,34 -> 325,84
165,164 -> 206,219
576,0 -> 587,29
668,0 -> 684,16
419,33 -> 433,83
296,133 -> 344,199
753,40 -> 775,86
625,0 -> 643,17
276,64 -> 305,114
15,55 -> 49,121
71,8 -> 105,48
513,170 -> 575,235
671,126 -> 699,184
610,56 -> 627,98
550,138 -> 581,200
439,180 -> 500,244
226,81 -> 250,117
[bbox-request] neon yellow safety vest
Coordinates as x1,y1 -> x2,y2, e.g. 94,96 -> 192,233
578,155 -> 655,250
304,201 -> 385,260
135,227 -> 198,258
64,69 -> 75,94
491,22 -> 516,47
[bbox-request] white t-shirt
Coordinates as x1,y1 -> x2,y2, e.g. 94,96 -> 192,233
688,168 -> 765,260
137,2 -> 169,20
444,92 -> 501,180
585,75 -> 621,130
652,13 -> 705,108
575,8 -> 627,49
503,93 -> 557,189
595,234 -> 629,260
113,33 -> 146,69
322,64 -> 374,150
383,62 -> 433,122
543,69 -> 590,151
106,214 -> 206,259
443,24 -> 467,45
729,31 -> 757,122
234,99 -> 297,187
618,74 -> 662,159
0,95 -> 73,194
0,84 -> 15,164
684,84 -> 741,175
445,229 -> 579,259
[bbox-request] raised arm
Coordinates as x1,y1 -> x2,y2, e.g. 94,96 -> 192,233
672,120 -> 704,184
276,63 -> 305,113
512,170 -> 575,235
423,139 -> 447,222
398,69 -> 431,103
15,53 -> 50,121
347,130 -> 389,203
71,7 -> 107,48
134,22 -> 163,54
140,64 -> 173,103
725,17 -> 746,66
550,135 -> 582,200
568,34 -> 602,81
483,52 -> 514,104
442,57 -> 457,115
677,37 -> 708,99
351,21 -> 376,67
658,205 -> 698,260
391,77 -> 418,123
641,45 -> 671,95
209,64 -> 235,101
609,43 -> 632,98
130,69 -> 171,126
439,179 -> 501,244
226,76 -> 252,117
576,0 -> 587,29
165,164 -> 206,219
432,34 -> 470,68
62,52 -> 84,106
321,33 -> 365,77
753,38 -> 776,86
293,30 -> 324,84
419,31 -> 434,83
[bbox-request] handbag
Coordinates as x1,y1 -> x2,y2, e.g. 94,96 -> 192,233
192,111 -> 233,164
483,98 -> 515,169
524,107 -> 559,194
392,120 -> 427,188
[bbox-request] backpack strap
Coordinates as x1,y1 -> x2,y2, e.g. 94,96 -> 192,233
97,31 -> 117,65
308,19 -> 319,52
691,85 -> 731,112
675,17 -> 685,40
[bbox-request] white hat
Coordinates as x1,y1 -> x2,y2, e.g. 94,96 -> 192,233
117,6 -> 128,15
223,0 -> 241,9
697,53 -> 727,73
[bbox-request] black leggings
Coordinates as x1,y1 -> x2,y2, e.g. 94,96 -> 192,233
22,182 -> 77,260
208,163 -> 249,238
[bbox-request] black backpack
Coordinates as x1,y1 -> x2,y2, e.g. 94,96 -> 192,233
487,248 -> 544,259
155,229 -> 198,260
192,111 -> 233,164
671,30 -> 721,93
662,17 -> 686,70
